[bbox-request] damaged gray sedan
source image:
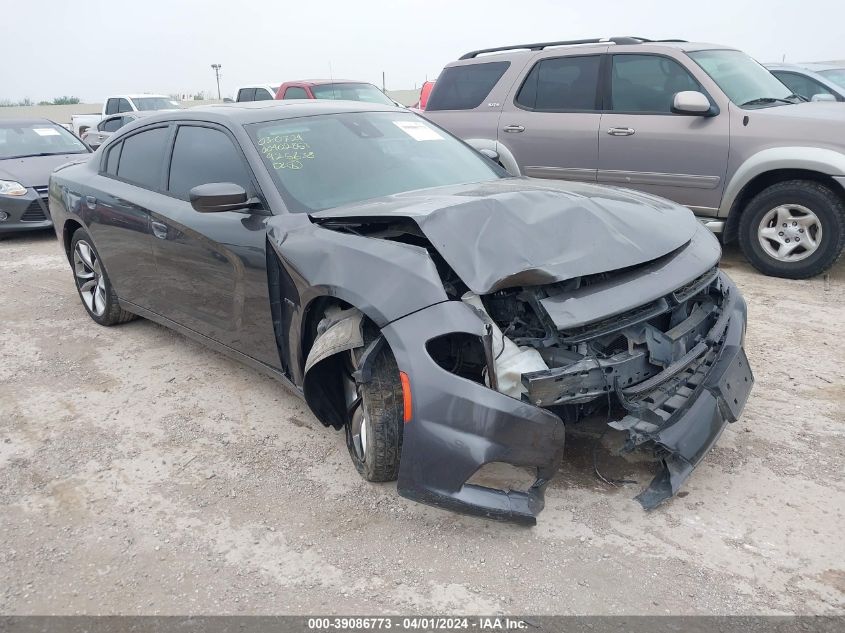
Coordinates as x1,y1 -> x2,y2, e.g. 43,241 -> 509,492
49,101 -> 754,524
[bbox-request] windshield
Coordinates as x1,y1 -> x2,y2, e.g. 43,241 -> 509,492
134,97 -> 182,111
247,112 -> 501,212
819,69 -> 845,88
689,49 -> 795,107
311,83 -> 395,105
0,122 -> 88,160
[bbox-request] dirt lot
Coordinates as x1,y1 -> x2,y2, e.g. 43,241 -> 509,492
1,230 -> 843,615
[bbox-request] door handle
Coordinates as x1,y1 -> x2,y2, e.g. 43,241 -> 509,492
607,127 -> 635,136
503,124 -> 525,133
151,221 -> 168,240
85,195 -> 97,210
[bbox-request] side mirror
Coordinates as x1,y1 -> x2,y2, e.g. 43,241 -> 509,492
672,91 -> 713,116
189,182 -> 249,213
811,93 -> 836,103
479,148 -> 500,162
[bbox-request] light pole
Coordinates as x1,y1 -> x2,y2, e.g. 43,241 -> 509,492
211,64 -> 222,100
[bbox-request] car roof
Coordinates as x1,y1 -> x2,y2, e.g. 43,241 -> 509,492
130,99 -> 406,127
0,118 -> 57,128
284,79 -> 373,86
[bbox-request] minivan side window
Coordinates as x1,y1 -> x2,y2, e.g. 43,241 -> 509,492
116,127 -> 169,189
426,61 -> 510,111
167,126 -> 254,200
611,54 -> 701,113
284,87 -> 309,99
515,56 -> 601,111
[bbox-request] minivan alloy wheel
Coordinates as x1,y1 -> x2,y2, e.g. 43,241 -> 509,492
758,204 -> 822,263
73,240 -> 107,316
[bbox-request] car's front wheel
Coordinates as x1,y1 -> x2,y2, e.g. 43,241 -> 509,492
70,228 -> 136,326
341,332 -> 404,482
738,180 -> 845,278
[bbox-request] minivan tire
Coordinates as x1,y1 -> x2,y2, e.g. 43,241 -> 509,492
738,180 -> 845,279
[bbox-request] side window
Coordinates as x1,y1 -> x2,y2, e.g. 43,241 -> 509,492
773,71 -> 833,100
283,87 -> 309,99
116,127 -> 169,189
167,126 -> 254,200
611,54 -> 701,113
515,55 -> 601,111
426,61 -> 510,111
105,98 -> 119,115
101,117 -> 123,133
236,88 -> 255,102
254,88 -> 274,101
117,98 -> 133,113
104,141 -> 122,176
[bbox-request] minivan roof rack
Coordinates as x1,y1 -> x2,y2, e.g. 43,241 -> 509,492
458,37 -> 687,60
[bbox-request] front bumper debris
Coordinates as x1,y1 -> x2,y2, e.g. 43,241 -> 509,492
382,272 -> 752,524
611,274 -> 753,508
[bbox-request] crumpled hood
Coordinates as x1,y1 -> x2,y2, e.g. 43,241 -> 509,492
0,153 -> 89,187
311,178 -> 699,294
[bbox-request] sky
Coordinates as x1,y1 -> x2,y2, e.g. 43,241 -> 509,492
2,0 -> 844,103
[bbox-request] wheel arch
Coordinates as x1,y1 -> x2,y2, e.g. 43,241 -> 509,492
62,219 -> 85,261
721,163 -> 845,244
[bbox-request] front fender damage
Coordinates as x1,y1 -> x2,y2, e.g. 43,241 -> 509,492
382,300 -> 566,525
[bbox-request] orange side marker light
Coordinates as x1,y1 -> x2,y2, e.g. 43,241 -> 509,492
399,371 -> 412,423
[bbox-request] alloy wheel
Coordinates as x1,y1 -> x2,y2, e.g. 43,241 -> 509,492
757,204 -> 823,263
73,240 -> 107,316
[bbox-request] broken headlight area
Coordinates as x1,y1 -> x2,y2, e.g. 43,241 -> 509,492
461,267 -> 753,509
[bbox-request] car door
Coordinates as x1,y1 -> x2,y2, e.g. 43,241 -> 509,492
147,122 -> 279,367
86,125 -> 167,308
497,53 -> 603,181
597,53 -> 729,213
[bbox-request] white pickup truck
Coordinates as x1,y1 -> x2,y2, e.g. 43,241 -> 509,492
71,94 -> 181,136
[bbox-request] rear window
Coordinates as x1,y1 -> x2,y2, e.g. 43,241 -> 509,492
426,61 -> 510,111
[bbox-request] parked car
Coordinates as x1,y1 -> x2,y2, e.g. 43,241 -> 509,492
422,37 -> 845,279
766,63 -> 845,102
81,112 -> 157,150
48,101 -> 752,523
71,94 -> 182,136
234,84 -> 281,102
411,80 -> 436,110
275,80 -> 395,105
0,119 -> 90,235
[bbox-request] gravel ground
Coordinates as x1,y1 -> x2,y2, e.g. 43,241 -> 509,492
1,230 -> 843,615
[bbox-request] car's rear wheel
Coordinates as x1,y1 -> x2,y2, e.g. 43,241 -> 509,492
341,332 -> 403,482
70,228 -> 136,326
738,180 -> 845,278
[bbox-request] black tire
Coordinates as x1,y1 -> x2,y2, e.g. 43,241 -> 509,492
738,180 -> 845,278
70,228 -> 137,326
345,330 -> 404,482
